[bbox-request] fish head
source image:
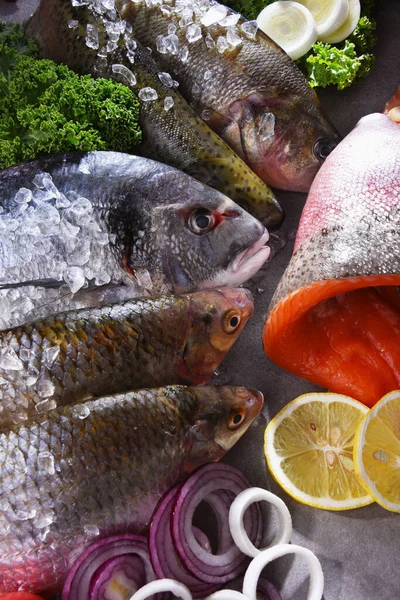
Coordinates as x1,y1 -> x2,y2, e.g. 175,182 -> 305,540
179,288 -> 254,385
185,385 -> 264,471
124,167 -> 271,293
221,93 -> 340,192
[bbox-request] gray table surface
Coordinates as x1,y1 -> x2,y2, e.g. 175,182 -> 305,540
1,1 -> 400,598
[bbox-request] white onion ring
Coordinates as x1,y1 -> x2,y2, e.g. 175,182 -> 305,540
229,487 -> 292,557
129,578 -> 192,600
242,544 -> 324,600
203,591 -> 251,599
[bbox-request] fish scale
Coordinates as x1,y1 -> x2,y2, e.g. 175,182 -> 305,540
264,114 -> 400,406
0,288 -> 253,429
118,0 -> 339,191
0,384 -> 263,595
25,0 -> 282,226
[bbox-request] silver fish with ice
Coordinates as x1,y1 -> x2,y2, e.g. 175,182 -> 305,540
0,151 -> 269,328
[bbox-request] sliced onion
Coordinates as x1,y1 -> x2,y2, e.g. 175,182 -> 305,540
149,486 -> 219,598
62,534 -> 164,600
203,591 -> 250,599
171,464 -> 262,584
128,579 -> 192,600
229,488 -> 292,558
242,544 -> 324,600
256,577 -> 283,600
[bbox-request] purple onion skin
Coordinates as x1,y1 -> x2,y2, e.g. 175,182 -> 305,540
256,577 -> 283,600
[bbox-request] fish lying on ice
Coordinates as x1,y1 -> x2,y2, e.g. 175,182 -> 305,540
0,151 -> 269,328
0,384 -> 263,594
263,113 -> 400,407
117,0 -> 340,192
0,288 -> 253,429
25,0 -> 283,227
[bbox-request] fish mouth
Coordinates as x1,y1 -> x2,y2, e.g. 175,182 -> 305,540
229,230 -> 270,275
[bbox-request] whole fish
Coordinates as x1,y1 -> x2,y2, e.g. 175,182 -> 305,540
0,288 -> 253,429
116,0 -> 340,192
263,114 -> 400,407
25,0 -> 283,227
0,151 -> 269,328
0,384 -> 263,594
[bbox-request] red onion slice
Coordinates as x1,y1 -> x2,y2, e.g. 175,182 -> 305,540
149,486 -> 219,598
256,577 -> 283,600
171,464 -> 262,584
62,534 -> 165,600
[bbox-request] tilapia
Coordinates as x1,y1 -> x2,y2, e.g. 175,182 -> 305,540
0,151 -> 269,328
263,114 -> 400,407
116,0 -> 340,192
0,384 -> 263,594
25,0 -> 283,227
0,288 -> 253,429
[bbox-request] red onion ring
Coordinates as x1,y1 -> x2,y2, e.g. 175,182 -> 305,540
62,534 -> 165,600
171,464 -> 262,584
149,486 -> 219,598
256,577 -> 283,600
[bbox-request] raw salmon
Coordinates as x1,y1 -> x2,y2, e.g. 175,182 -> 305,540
263,113 -> 400,407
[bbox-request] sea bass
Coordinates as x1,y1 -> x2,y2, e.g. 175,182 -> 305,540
117,0 -> 340,191
0,288 -> 253,429
0,151 -> 269,328
25,0 -> 283,227
263,114 -> 400,407
0,384 -> 263,594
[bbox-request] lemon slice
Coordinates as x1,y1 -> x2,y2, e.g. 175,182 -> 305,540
264,393 -> 374,510
354,390 -> 400,513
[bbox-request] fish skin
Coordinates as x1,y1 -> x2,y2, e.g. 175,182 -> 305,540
0,384 -> 263,594
0,288 -> 253,429
0,151 -> 269,327
24,0 -> 283,227
117,0 -> 340,193
263,114 -> 400,405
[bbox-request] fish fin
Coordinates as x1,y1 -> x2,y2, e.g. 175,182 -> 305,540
0,278 -> 65,290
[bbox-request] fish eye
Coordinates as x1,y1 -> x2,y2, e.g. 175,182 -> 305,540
313,137 -> 336,161
223,310 -> 241,333
228,410 -> 245,429
188,208 -> 216,235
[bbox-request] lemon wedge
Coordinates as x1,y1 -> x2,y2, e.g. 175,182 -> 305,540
354,390 -> 400,513
264,393 -> 374,510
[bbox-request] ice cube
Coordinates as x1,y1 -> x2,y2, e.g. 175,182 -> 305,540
205,32 -> 215,49
156,34 -> 167,54
164,33 -> 179,55
138,87 -> 158,101
0,348 -> 24,371
14,188 -> 32,205
64,266 -> 86,293
37,380 -> 56,399
38,451 -> 55,475
241,20 -> 258,39
226,27 -> 242,47
168,23 -> 176,35
111,63 -> 137,86
164,96 -> 174,111
158,71 -> 174,87
216,35 -> 229,53
43,346 -> 60,367
34,508 -> 55,529
86,24 -> 100,50
179,10 -> 193,28
35,399 -> 57,414
186,23 -> 202,43
201,5 -> 227,26
84,524 -> 100,536
178,46 -> 189,62
258,112 -> 275,141
68,19 -> 79,29
219,13 -> 241,27
203,69 -> 212,80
